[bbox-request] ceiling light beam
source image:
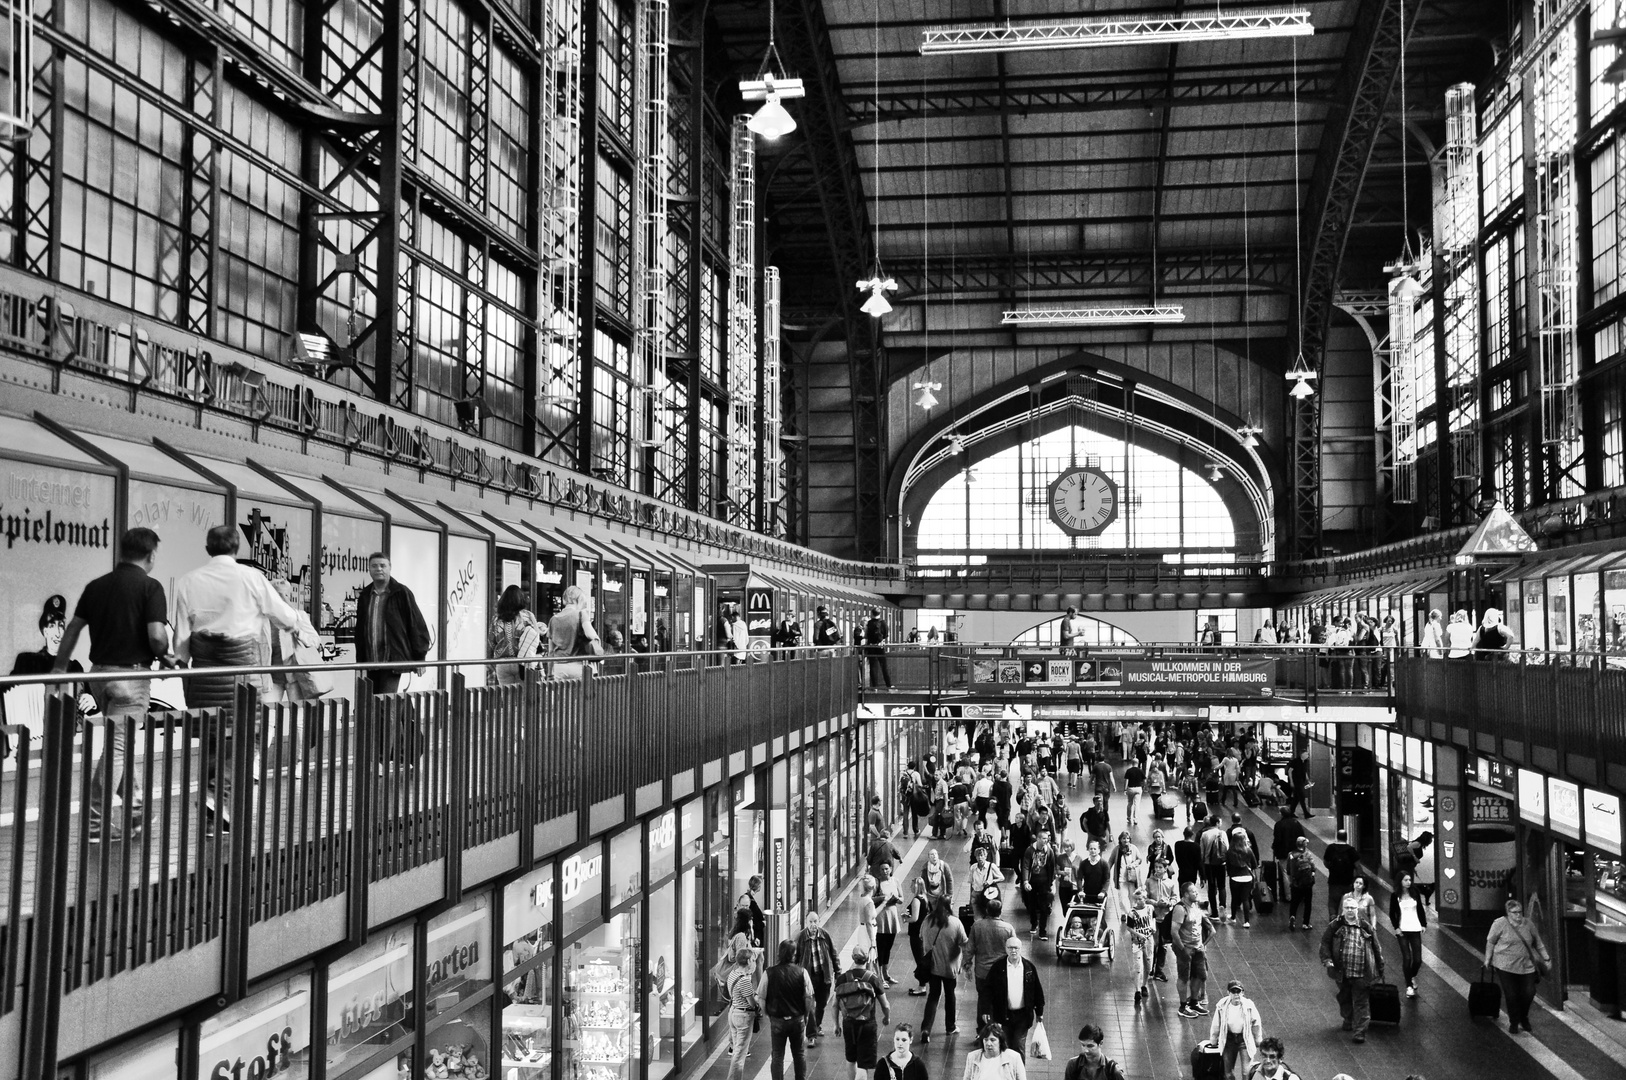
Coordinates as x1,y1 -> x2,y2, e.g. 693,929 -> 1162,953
1002,305 -> 1186,327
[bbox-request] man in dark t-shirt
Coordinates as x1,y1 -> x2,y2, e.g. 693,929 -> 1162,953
54,528 -> 174,839
1322,830 -> 1360,918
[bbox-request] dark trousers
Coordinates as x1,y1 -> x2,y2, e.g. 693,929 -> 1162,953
1336,973 -> 1373,1036
1205,868 -> 1228,915
1288,882 -> 1314,925
1024,888 -> 1053,935
866,653 -> 892,689
1398,931 -> 1422,984
876,932 -> 897,967
373,672 -> 403,694
1496,967 -> 1540,1028
974,975 -> 993,1024
908,925 -> 926,986
922,972 -> 958,1033
1153,914 -> 1172,973
808,977 -> 831,1036
769,1016 -> 807,1080
1230,878 -> 1253,923
1001,1008 -> 1035,1059
1287,786 -> 1312,817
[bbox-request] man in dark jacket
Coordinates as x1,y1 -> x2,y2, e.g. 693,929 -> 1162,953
1319,896 -> 1385,1042
986,937 -> 1046,1058
757,939 -> 816,1080
1272,806 -> 1306,863
354,553 -> 432,694
862,608 -> 892,689
795,913 -> 840,1044
1322,829 -> 1360,919
1018,834 -> 1059,939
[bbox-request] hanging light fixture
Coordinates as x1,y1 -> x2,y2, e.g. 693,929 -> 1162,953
964,465 -> 979,483
858,275 -> 896,317
1206,461 -> 1224,483
913,380 -> 942,410
1236,421 -> 1262,448
739,0 -> 804,139
1287,358 -> 1317,399
949,432 -> 967,455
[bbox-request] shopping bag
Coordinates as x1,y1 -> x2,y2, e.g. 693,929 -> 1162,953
290,643 -> 335,699
1027,1021 -> 1051,1060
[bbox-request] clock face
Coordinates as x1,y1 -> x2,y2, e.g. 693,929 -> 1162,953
1046,467 -> 1120,536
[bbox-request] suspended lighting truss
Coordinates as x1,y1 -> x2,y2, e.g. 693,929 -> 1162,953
763,266 -> 785,536
1442,84 -> 1481,485
919,7 -> 1313,55
725,116 -> 758,527
1385,259 -> 1426,504
634,0 -> 671,498
1001,304 -> 1185,327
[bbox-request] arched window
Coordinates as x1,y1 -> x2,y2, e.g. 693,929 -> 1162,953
914,426 -> 1237,553
1011,616 -> 1139,648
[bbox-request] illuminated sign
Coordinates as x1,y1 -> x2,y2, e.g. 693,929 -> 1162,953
1517,768 -> 1546,826
1586,789 -> 1622,856
1547,777 -> 1582,839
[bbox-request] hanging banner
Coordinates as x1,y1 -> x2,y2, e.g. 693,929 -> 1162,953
967,650 -> 1276,699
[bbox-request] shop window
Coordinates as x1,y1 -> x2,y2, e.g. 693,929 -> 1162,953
701,784 -> 732,1018
566,903 -> 641,1080
327,925 -> 414,1078
200,972 -> 313,1080
425,892 -> 493,1016
89,1028 -> 180,1080
677,867 -> 702,1058
609,823 -> 644,908
647,880 -> 683,1079
562,844 -> 607,939
650,806 -> 679,884
502,866 -> 556,1080
1548,575 -> 1572,651
1576,572 -> 1603,652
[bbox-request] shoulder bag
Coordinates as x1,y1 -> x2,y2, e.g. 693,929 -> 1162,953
573,611 -> 606,657
1513,924 -> 1551,979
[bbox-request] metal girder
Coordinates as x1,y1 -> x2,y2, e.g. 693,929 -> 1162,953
779,0 -> 885,559
886,248 -> 1295,301
1292,0 -> 1422,559
849,69 -> 1334,125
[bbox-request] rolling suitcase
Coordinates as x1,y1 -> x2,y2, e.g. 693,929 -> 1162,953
1368,979 -> 1401,1025
1190,1041 -> 1225,1080
999,841 -> 1017,870
1468,970 -> 1502,1018
1254,861 -> 1277,915
1155,792 -> 1179,820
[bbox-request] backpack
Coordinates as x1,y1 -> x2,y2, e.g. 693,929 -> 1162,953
1201,830 -> 1228,866
1289,849 -> 1316,887
1180,773 -> 1200,797
834,969 -> 878,1021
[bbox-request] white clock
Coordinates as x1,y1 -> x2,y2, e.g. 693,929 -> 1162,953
1046,466 -> 1119,536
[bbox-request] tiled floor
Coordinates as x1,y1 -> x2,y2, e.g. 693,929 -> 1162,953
700,750 -> 1626,1080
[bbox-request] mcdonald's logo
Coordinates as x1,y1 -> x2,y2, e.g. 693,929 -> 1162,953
746,588 -> 774,612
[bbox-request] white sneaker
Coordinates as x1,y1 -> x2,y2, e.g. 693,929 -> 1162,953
1405,984 -> 1417,998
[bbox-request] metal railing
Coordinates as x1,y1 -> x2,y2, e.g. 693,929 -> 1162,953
0,647 -> 858,1073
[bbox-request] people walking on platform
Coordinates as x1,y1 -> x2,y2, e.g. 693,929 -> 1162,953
1200,816 -> 1231,921
1207,980 -> 1263,1080
906,878 -> 930,997
1322,830 -> 1359,920
1286,837 -> 1317,931
1123,759 -> 1145,824
1018,832 -> 1058,939
1090,755 -> 1116,800
1082,794 -> 1110,847
961,1024 -> 1027,1080
1226,826 -> 1258,928
52,527 -> 175,841
919,895 -> 968,1042
1319,896 -> 1385,1043
970,843 -> 1005,903
1125,888 -> 1156,1007
1389,871 -> 1428,997
1342,876 -> 1377,931
857,876 -> 880,971
1074,839 -> 1110,908
1109,832 -> 1145,919
876,864 -> 906,987
1271,805 -> 1305,868
722,604 -> 750,664
1287,750 -> 1313,818
835,945 -> 891,1080
1148,857 -> 1179,983
714,933 -> 761,1080
1172,881 -> 1216,1018
1064,734 -> 1083,789
1244,1037 -> 1299,1080
355,552 -> 434,692
1175,824 -> 1203,892
796,911 -> 840,1045
1484,898 -> 1550,1034
758,939 -> 816,1080
1060,1023 -> 1126,1080
876,1025 -> 927,1080
966,898 -> 1018,1025
986,940 -> 1045,1058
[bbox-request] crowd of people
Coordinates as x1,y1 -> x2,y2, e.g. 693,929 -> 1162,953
711,717 -> 1468,1080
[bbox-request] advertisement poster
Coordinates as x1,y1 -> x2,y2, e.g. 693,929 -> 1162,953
1468,792 -> 1516,912
0,460 -> 116,672
445,534 -> 489,688
967,649 -> 1275,699
128,477 -> 225,624
199,972 -> 312,1080
744,587 -> 775,638
320,513 -> 385,668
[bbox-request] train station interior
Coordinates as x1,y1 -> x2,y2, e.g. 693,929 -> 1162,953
2,1 -> 1626,1078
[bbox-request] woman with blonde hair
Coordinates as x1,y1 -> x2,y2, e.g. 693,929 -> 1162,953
712,932 -> 761,1080
960,1023 -> 1026,1080
546,584 -> 603,678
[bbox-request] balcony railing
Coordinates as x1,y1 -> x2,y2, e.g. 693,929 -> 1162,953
0,649 -> 858,1073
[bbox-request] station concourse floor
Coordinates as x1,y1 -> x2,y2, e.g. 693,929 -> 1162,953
698,750 -> 1626,1080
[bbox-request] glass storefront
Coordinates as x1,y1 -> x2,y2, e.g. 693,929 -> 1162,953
327,924 -> 414,1079
647,881 -> 678,1080
424,895 -> 495,1075
502,864 -> 556,1080
199,973 -> 312,1080
567,904 -> 641,1080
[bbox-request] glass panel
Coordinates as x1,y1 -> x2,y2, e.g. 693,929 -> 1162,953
678,868 -> 702,1056
1606,569 -> 1626,655
650,806 -> 679,884
197,973 -> 311,1080
702,784 -> 731,1018
609,824 -> 643,908
89,1029 -> 179,1080
567,904 -> 641,1080
500,958 -> 554,1080
327,925 -> 414,1075
1548,575 -> 1572,651
647,881 -> 678,1079
653,570 -> 673,652
426,892 -> 492,1015
562,843 -> 607,939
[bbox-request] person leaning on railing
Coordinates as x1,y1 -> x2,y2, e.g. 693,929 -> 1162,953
355,552 -> 434,692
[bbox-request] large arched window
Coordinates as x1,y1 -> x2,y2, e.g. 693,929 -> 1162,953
1011,616 -> 1139,647
915,426 -> 1236,553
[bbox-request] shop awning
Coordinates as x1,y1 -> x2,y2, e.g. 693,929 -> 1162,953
550,525 -> 626,567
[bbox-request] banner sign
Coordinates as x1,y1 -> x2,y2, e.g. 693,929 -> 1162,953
967,651 -> 1276,699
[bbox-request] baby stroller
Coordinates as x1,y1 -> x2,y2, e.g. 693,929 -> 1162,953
1054,900 -> 1115,963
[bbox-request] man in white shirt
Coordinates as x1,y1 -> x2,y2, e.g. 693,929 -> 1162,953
173,525 -> 311,820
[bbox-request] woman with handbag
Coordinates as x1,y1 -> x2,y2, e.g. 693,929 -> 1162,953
1484,898 -> 1551,1034
918,895 -> 968,1043
876,864 -> 908,990
1388,871 -> 1428,998
489,585 -> 543,685
546,584 -> 603,680
712,933 -> 761,1080
902,876 -> 929,997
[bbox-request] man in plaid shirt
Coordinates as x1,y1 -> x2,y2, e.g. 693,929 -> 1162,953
1318,896 -> 1385,1043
